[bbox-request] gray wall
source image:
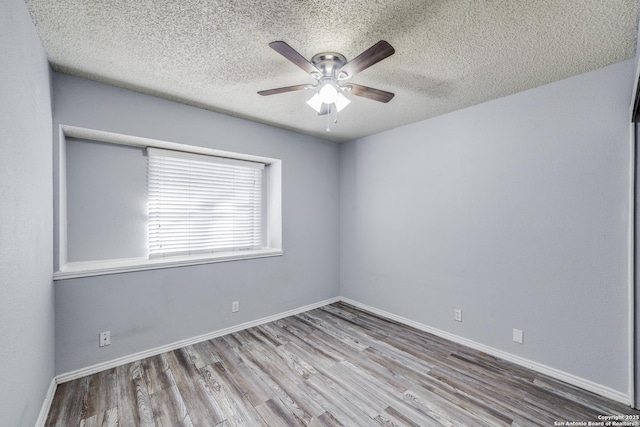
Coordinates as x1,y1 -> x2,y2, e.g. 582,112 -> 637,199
66,139 -> 148,262
340,59 -> 635,394
53,73 -> 340,375
0,0 -> 55,425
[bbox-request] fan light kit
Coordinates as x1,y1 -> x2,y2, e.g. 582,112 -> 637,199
259,40 -> 395,131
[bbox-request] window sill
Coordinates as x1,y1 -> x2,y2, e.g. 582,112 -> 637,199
53,248 -> 284,281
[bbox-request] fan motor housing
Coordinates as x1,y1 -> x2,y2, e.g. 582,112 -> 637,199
311,53 -> 347,78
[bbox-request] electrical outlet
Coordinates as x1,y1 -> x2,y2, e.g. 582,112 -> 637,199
99,331 -> 111,347
513,328 -> 524,344
232,301 -> 239,313
454,309 -> 462,322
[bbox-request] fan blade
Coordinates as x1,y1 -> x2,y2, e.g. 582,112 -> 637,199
318,103 -> 331,116
258,84 -> 315,96
337,40 -> 395,80
343,84 -> 395,103
269,41 -> 321,77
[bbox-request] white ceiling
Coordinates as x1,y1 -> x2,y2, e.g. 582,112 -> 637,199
26,0 -> 638,143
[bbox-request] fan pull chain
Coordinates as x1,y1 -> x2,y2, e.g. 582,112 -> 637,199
326,105 -> 340,132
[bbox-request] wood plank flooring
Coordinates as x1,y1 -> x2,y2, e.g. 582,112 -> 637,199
46,302 -> 640,426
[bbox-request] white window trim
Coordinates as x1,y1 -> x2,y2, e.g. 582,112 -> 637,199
53,125 -> 283,281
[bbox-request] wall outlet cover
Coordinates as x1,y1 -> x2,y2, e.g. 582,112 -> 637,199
99,331 -> 111,347
513,328 -> 524,344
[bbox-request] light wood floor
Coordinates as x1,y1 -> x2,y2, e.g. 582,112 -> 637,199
46,302 -> 639,426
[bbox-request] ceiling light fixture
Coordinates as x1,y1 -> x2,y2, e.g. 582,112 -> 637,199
306,81 -> 351,115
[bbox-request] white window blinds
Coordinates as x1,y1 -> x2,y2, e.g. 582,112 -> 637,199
147,148 -> 264,258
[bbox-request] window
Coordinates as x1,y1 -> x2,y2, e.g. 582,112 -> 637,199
147,148 -> 264,258
54,126 -> 282,280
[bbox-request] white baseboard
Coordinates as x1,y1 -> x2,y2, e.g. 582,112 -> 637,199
51,294 -> 629,415
55,297 -> 340,384
35,377 -> 57,427
339,297 -> 630,406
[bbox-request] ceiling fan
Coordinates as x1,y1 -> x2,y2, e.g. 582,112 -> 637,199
258,40 -> 395,117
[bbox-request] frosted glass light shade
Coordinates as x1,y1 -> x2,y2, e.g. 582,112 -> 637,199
318,84 -> 338,104
335,92 -> 351,112
306,93 -> 323,112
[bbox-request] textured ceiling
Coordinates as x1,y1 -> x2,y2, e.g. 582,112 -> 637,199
26,0 -> 638,143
